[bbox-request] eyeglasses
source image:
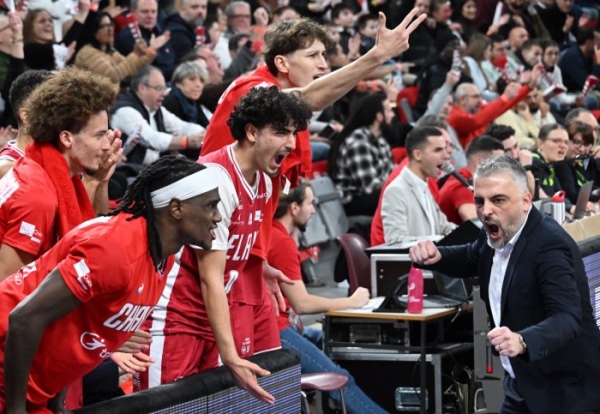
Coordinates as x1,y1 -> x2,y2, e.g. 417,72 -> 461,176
144,84 -> 167,93
571,139 -> 594,148
467,94 -> 482,99
230,14 -> 251,19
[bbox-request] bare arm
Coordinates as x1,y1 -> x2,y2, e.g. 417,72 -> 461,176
196,249 -> 274,404
294,10 -> 426,111
5,268 -> 82,413
0,243 -> 34,282
281,282 -> 369,315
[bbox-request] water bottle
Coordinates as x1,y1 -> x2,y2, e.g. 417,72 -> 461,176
551,191 -> 566,224
406,266 -> 424,314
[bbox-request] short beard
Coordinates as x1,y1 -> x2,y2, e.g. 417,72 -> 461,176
486,213 -> 526,249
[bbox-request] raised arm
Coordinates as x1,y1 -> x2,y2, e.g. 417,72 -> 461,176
296,9 -> 426,111
5,267 -> 82,413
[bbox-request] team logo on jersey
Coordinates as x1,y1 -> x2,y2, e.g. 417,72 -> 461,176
240,336 -> 251,357
13,262 -> 36,286
80,331 -> 111,359
136,283 -> 144,295
19,221 -> 42,244
74,259 -> 92,291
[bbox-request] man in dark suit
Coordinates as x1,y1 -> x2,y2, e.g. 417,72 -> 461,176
409,155 -> 600,414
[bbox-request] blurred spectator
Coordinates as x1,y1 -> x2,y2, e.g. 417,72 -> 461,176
481,33 -> 505,84
23,5 -> 89,70
357,14 -> 379,55
0,12 -> 25,127
559,27 -> 600,105
495,85 -> 556,150
164,0 -> 208,62
331,3 -> 355,53
272,6 -> 297,24
75,12 -> 159,85
115,0 -> 176,80
464,33 -> 499,96
506,38 -> 542,78
494,0 -> 550,39
538,38 -> 580,110
536,0 -> 583,48
401,0 -> 434,64
507,25 -> 529,51
162,61 -> 211,150
328,93 -> 395,217
451,0 -> 479,42
110,65 -> 204,167
554,120 -> 600,204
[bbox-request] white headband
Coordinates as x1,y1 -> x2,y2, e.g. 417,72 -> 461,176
150,166 -> 219,208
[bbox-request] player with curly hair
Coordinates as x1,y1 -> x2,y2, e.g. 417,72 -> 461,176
0,156 -> 222,414
138,87 -> 312,404
0,68 -> 123,282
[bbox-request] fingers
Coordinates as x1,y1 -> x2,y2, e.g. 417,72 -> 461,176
276,290 -> 286,313
405,10 -> 427,34
278,272 -> 295,285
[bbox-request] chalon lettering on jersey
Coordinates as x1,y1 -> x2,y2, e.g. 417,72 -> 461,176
104,303 -> 153,332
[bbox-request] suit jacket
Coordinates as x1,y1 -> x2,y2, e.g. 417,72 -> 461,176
381,168 -> 456,244
428,207 -> 600,414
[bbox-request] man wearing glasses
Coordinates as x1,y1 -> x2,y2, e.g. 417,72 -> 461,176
110,65 -> 205,167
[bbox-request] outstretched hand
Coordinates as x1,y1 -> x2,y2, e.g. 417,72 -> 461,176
227,357 -> 274,404
111,351 -> 155,375
373,8 -> 427,62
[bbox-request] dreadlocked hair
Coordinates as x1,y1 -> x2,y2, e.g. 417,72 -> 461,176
111,156 -> 205,266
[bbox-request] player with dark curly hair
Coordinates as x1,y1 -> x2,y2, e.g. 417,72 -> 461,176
0,68 -> 123,282
137,87 -> 311,403
0,156 -> 222,414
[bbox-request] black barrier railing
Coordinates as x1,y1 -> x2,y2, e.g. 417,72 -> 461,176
74,349 -> 301,414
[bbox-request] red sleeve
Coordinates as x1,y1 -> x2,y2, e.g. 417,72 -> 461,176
58,237 -> 131,303
201,79 -> 258,156
3,186 -> 57,257
449,95 -> 518,148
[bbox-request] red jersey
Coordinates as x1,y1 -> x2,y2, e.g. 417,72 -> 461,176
438,167 -> 474,225
201,65 -> 312,262
0,141 -> 24,162
268,220 -> 302,331
149,145 -> 272,338
0,157 -> 57,257
0,213 -> 171,408
370,159 -> 439,246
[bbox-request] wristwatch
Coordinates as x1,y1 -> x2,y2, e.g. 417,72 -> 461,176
518,333 -> 527,354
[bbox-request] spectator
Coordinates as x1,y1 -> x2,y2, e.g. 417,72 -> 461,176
495,85 -> 556,150
357,14 -> 379,55
75,12 -> 160,85
559,27 -> 600,101
487,122 -> 537,194
538,38 -> 580,110
506,38 -> 543,79
269,179 -> 386,414
507,26 -> 529,52
438,135 -> 504,224
554,120 -> 600,203
531,123 -> 582,211
115,0 -> 176,80
272,6 -> 297,24
464,33 -> 499,96
0,70 -> 53,178
447,79 -> 529,147
23,5 -> 90,70
0,156 -> 221,414
0,12 -> 25,127
110,65 -> 204,167
163,61 -> 211,127
329,93 -> 395,217
536,0 -> 583,48
451,0 -> 479,42
381,126 -> 456,244
481,33 -> 505,84
164,0 -> 208,62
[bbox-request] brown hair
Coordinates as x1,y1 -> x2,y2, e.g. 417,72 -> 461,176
466,33 -> 491,62
23,9 -> 55,44
566,120 -> 595,147
262,18 -> 332,76
24,68 -> 118,145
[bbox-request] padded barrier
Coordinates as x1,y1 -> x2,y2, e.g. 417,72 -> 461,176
74,349 -> 301,414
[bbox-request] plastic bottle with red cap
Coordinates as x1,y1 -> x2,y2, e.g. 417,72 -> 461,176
551,190 -> 566,224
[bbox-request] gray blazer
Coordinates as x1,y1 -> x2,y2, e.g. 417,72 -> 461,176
381,167 -> 456,244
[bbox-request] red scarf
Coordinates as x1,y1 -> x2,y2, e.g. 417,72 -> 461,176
26,143 -> 96,239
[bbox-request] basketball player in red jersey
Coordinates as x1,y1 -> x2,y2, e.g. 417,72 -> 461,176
0,156 -> 222,414
139,87 -> 311,404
